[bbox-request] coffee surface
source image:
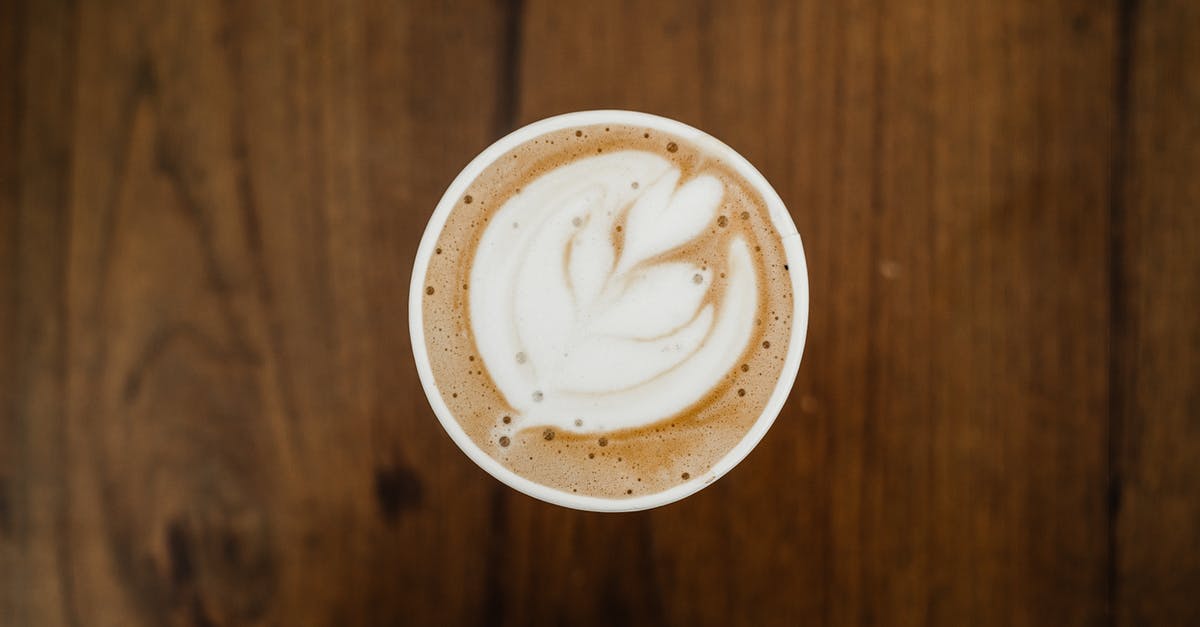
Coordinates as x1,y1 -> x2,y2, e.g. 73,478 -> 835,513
421,123 -> 793,498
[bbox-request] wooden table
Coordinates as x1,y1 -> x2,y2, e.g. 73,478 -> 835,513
3,1 -> 1198,625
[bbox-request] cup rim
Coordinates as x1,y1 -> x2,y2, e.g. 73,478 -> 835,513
409,110 -> 809,512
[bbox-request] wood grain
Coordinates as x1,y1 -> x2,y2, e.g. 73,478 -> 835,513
3,0 -> 76,625
5,0 -> 512,625
1115,0 -> 1200,624
1,0 -> 1197,626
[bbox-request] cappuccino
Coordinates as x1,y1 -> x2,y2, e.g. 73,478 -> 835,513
416,115 -> 800,503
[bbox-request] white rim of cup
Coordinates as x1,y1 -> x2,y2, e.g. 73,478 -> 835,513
409,110 -> 809,512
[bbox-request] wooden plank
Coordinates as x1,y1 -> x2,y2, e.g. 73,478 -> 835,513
510,1 -> 1115,625
8,0 -> 512,625
2,1 -> 77,625
1116,1 -> 1200,624
0,0 -> 21,621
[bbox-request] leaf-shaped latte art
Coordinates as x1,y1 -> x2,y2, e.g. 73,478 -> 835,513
470,151 -> 758,433
617,172 -> 723,273
589,262 -> 712,340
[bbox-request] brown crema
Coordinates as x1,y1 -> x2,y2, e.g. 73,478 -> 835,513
422,124 -> 793,499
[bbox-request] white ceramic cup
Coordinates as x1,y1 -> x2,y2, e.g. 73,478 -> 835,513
409,110 -> 809,512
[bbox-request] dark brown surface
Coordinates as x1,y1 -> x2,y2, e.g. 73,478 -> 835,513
1114,1 -> 1200,624
1,0 -> 1197,625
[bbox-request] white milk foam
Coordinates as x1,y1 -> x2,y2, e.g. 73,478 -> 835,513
470,151 -> 758,433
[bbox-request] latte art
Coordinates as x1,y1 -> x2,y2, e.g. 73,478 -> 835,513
417,120 -> 799,501
472,152 -> 757,434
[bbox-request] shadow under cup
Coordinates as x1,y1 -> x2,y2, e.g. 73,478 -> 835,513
409,110 -> 809,512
